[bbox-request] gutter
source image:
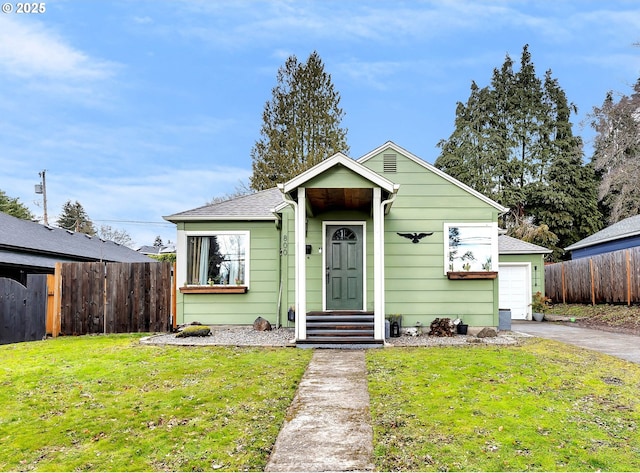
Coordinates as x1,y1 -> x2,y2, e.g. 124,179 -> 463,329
277,185 -> 299,330
382,184 -> 400,214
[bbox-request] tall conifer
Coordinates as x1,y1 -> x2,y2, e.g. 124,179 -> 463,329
435,45 -> 601,259
250,51 -> 349,191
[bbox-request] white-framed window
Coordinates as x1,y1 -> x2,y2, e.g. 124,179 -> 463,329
443,223 -> 498,273
182,231 -> 249,286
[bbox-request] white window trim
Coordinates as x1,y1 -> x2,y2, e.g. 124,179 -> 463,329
177,230 -> 250,288
443,222 -> 498,275
322,221 -> 367,311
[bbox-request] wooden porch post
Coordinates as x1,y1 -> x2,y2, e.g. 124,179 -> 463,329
373,187 -> 384,340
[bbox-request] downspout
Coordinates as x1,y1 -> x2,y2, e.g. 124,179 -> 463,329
278,184 -> 299,332
273,211 -> 283,329
382,184 -> 400,213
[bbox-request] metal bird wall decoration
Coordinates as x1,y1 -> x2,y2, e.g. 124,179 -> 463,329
397,232 -> 434,243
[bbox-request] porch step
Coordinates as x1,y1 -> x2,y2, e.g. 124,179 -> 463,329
303,311 -> 377,345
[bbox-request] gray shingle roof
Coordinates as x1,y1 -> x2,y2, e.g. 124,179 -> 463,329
0,211 -> 154,268
164,188 -> 284,221
137,244 -> 176,255
565,215 -> 640,251
498,235 -> 551,254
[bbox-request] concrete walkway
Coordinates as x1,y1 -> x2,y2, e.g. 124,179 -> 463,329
513,320 -> 640,364
264,323 -> 640,472
265,349 -> 374,472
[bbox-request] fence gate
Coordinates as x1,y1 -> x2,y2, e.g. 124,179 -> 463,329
0,275 -> 47,345
57,261 -> 173,336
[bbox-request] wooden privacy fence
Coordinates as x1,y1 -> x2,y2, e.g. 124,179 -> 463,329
52,261 -> 174,336
545,247 -> 640,305
0,275 -> 47,345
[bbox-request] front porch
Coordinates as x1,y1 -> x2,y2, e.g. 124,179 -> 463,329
277,154 -> 399,344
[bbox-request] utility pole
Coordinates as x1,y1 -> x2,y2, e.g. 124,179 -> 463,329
35,170 -> 49,225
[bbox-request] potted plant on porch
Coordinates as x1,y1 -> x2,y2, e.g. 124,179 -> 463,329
530,291 -> 551,322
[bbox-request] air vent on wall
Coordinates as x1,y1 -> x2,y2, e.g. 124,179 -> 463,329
383,154 -> 397,173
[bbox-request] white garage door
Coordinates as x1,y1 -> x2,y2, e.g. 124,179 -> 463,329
498,264 -> 530,320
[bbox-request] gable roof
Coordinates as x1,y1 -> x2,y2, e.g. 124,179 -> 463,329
164,188 -> 283,222
165,142 -> 509,221
498,234 -> 551,254
280,153 -> 398,195
0,211 -> 153,269
358,141 -> 509,213
565,214 -> 640,251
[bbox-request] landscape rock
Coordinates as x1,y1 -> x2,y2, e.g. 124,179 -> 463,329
253,317 -> 272,332
476,327 -> 498,338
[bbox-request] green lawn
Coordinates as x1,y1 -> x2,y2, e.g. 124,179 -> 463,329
367,338 -> 640,472
0,335 -> 312,472
4,334 -> 640,472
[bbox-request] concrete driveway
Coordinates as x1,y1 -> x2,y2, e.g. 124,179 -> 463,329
512,320 -> 640,364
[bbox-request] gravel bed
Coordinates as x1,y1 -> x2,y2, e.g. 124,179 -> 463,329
141,326 -> 297,347
141,326 -> 526,347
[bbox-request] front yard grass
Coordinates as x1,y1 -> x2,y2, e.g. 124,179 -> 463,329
0,334 -> 312,472
5,333 -> 640,472
367,338 -> 640,472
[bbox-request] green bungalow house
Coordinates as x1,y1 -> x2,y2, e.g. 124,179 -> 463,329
164,142 -> 547,344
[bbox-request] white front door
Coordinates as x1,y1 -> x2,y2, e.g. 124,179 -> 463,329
498,264 -> 530,320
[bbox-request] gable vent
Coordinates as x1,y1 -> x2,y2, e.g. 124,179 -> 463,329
383,154 -> 397,173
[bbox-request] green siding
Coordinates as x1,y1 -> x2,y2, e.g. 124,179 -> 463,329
305,166 -> 377,189
362,149 -> 501,328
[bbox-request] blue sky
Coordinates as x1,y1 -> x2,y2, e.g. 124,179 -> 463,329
1,1 -> 639,248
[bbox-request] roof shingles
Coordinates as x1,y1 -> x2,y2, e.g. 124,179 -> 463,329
164,188 -> 283,221
565,215 -> 640,251
0,212 -> 153,267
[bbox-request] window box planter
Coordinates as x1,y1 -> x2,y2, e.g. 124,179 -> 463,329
179,286 -> 248,294
447,271 -> 498,280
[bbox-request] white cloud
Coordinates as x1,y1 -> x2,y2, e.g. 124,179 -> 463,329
133,16 -> 153,25
0,16 -> 118,80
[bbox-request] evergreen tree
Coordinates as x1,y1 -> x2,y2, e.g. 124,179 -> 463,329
56,200 -> 96,235
0,189 -> 34,220
435,45 -> 601,259
250,51 -> 349,191
527,71 -> 602,257
590,79 -> 640,224
436,82 -> 502,197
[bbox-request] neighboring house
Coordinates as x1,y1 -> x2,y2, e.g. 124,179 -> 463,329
498,234 -> 551,320
137,244 -> 176,256
164,142 -> 548,344
0,211 -> 154,285
565,215 -> 640,259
